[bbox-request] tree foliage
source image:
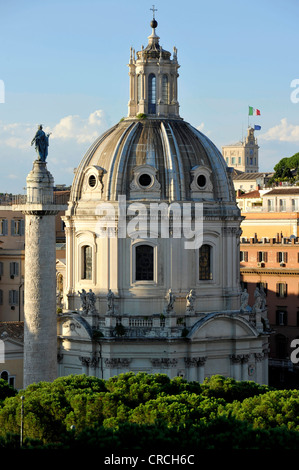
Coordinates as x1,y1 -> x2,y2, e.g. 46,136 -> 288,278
269,152 -> 299,184
0,379 -> 17,405
0,372 -> 299,449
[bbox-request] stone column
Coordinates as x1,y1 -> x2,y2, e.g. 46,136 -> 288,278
16,160 -> 67,388
64,224 -> 74,299
241,354 -> 250,381
80,356 -> 91,375
230,354 -> 242,380
254,353 -> 264,384
184,357 -> 207,382
198,357 -> 207,383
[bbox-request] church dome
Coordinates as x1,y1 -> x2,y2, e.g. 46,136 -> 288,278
70,117 -> 236,205
57,14 -> 268,388
70,19 -> 236,208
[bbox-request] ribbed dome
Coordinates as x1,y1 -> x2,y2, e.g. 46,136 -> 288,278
70,118 -> 236,204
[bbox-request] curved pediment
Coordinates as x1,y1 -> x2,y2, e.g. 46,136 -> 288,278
58,313 -> 93,339
188,312 -> 259,341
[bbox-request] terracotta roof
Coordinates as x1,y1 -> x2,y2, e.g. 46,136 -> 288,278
263,188 -> 299,196
233,172 -> 273,181
0,322 -> 24,341
237,190 -> 261,198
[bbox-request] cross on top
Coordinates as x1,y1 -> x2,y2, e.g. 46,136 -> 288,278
150,5 -> 157,19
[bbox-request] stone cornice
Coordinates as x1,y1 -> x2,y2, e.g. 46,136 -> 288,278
240,267 -> 299,276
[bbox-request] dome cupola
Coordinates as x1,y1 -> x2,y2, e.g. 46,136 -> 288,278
128,12 -> 180,118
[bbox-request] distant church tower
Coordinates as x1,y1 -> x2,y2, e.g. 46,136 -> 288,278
15,127 -> 66,388
222,127 -> 259,173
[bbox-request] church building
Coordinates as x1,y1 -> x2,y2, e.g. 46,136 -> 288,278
55,16 -> 269,384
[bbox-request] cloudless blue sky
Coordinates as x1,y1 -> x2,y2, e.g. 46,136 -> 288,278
1,0 -> 299,193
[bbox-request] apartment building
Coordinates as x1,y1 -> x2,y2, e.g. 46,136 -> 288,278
237,187 -> 299,239
240,233 -> 299,387
0,205 -> 25,322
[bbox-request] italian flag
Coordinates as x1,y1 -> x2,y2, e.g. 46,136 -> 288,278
249,106 -> 261,116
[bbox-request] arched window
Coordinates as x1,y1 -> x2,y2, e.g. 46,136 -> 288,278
199,244 -> 212,280
148,74 -> 156,114
162,74 -> 169,104
82,245 -> 92,280
0,370 -> 15,387
0,370 -> 8,382
135,244 -> 154,281
137,74 -> 142,103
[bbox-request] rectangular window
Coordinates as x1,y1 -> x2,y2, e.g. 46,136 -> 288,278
276,283 -> 287,298
0,290 -> 3,305
292,199 -> 299,211
240,251 -> 248,262
0,219 -> 8,235
10,262 -> 19,278
82,246 -> 92,280
279,199 -> 286,212
8,290 -> 19,305
0,262 -> 3,277
257,251 -> 267,262
199,244 -> 212,280
135,244 -> 154,281
277,252 -> 288,263
148,74 -> 156,114
8,377 -> 15,388
11,219 -> 25,236
267,199 -> 274,212
276,309 -> 287,326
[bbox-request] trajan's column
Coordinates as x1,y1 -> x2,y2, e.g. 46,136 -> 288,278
14,125 -> 67,387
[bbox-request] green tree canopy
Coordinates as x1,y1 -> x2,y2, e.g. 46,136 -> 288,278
270,152 -> 299,183
0,372 -> 298,450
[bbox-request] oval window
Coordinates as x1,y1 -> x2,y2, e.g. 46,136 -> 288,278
89,175 -> 97,188
138,173 -> 152,187
197,174 -> 206,188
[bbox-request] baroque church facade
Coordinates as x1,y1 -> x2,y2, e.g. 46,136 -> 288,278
55,17 -> 269,384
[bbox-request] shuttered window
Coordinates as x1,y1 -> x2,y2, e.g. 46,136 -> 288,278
8,290 -> 19,305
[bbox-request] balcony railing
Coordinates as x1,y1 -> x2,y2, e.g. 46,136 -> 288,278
12,193 -> 69,205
